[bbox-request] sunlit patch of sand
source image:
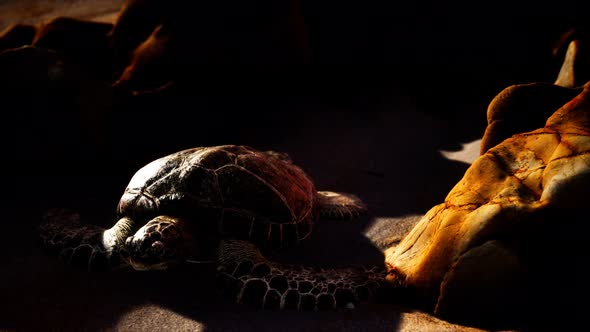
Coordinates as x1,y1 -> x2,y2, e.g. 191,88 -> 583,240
364,215 -> 424,251
439,139 -> 481,165
115,304 -> 205,332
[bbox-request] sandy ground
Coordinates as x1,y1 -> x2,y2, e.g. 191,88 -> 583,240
0,1 -> 544,331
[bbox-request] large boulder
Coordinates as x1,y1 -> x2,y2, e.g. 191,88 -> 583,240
385,81 -> 590,327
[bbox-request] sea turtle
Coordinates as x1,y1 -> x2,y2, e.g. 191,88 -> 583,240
39,145 -> 386,310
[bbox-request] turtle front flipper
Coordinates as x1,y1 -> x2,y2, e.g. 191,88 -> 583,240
215,240 -> 387,311
316,191 -> 368,219
39,208 -> 135,271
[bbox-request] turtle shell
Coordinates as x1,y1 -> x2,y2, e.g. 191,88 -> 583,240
117,145 -> 316,248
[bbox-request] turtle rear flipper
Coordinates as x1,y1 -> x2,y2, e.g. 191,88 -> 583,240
316,191 -> 367,219
216,239 -> 386,310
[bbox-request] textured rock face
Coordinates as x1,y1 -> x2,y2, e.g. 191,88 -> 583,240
479,83 -> 581,154
385,82 -> 590,325
480,33 -> 590,155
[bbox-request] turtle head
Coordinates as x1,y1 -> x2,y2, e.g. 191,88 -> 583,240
121,215 -> 195,270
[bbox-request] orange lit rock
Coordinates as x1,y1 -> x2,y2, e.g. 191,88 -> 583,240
480,30 -> 590,155
385,81 -> 590,324
112,23 -> 173,93
0,23 -> 37,52
479,83 -> 580,154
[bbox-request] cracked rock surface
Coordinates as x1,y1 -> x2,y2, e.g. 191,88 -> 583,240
386,81 -> 590,327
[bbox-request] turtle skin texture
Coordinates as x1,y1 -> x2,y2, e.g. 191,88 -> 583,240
215,240 -> 386,311
385,82 -> 590,327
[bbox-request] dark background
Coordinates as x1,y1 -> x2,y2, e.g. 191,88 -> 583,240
3,0 -> 586,186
